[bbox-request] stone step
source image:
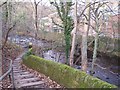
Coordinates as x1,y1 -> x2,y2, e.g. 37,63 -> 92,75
13,61 -> 21,63
12,64 -> 20,65
13,69 -> 25,72
13,62 -> 20,64
14,74 -> 34,79
15,58 -> 21,61
13,53 -> 46,88
12,65 -> 21,67
13,70 -> 27,73
13,68 -> 21,70
31,84 -> 46,88
13,67 -> 21,69
14,73 -> 34,77
16,81 -> 44,88
13,64 -> 20,66
13,60 -> 21,62
13,60 -> 20,62
14,72 -> 30,75
15,77 -> 40,84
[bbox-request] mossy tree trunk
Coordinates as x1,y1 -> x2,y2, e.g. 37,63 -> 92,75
50,1 -> 73,64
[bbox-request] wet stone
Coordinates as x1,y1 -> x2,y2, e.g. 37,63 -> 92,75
51,56 -> 54,58
88,59 -> 92,62
89,71 -> 95,75
96,76 -> 101,79
106,77 -> 109,79
77,66 -> 81,69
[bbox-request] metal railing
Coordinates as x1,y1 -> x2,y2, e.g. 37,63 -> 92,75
0,58 -> 15,88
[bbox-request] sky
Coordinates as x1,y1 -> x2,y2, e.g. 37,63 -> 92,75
0,0 -> 119,7
0,0 -> 119,4
16,0 -> 51,6
13,0 -> 119,2
0,0 -> 119,1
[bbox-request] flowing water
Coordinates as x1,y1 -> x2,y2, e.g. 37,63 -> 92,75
8,35 -> 120,87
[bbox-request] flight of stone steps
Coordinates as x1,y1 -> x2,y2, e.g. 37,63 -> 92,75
12,54 -> 46,88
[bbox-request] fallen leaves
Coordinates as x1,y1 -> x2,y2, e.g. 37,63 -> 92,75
1,41 -> 23,88
21,64 -> 65,88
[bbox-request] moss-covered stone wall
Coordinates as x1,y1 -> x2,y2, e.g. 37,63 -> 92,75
22,55 -> 117,88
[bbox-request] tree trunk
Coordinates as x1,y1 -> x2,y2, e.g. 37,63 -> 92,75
81,0 -> 90,71
1,1 -> 8,76
70,27 -> 77,66
65,35 -> 70,64
35,4 -> 38,38
2,2 -> 8,39
50,1 -> 73,65
0,3 -> 2,77
69,0 -> 77,66
91,33 -> 99,75
91,17 -> 99,75
81,34 -> 88,71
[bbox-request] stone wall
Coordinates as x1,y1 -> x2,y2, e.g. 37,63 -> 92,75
22,55 -> 117,88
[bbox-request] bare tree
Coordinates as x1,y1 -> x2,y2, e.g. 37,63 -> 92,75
1,1 -> 24,50
70,0 -> 77,66
77,0 -> 115,72
89,1 -> 113,75
81,0 -> 91,72
33,0 -> 41,38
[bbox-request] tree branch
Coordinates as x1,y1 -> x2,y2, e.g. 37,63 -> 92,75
37,0 -> 42,5
1,23 -> 16,50
52,0 -> 64,21
83,14 -> 89,21
0,1 -> 7,7
85,22 -> 95,30
105,3 -> 117,15
51,18 -> 63,28
78,1 -> 99,18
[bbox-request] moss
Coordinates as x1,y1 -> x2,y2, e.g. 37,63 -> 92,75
22,55 -> 117,88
